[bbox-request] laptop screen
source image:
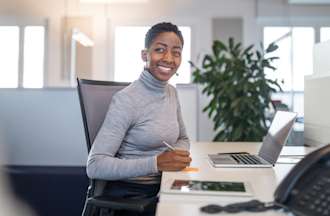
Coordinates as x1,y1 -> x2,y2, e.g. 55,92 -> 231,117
258,111 -> 297,164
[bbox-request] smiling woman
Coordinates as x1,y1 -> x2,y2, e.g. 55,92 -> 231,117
114,26 -> 191,85
87,22 -> 191,216
141,31 -> 183,81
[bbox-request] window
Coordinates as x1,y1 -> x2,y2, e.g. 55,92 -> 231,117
0,26 -> 19,88
263,26 -> 315,117
114,26 -> 191,85
264,27 -> 314,91
0,25 -> 45,88
320,27 -> 330,42
23,26 -> 45,88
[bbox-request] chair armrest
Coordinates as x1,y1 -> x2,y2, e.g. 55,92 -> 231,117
88,195 -> 157,212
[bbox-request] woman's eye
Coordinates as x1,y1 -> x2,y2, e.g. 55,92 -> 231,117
173,51 -> 182,57
155,48 -> 165,52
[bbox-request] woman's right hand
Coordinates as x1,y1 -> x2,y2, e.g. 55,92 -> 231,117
157,150 -> 191,171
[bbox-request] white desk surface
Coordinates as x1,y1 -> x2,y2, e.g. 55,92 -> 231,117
156,142 -> 315,216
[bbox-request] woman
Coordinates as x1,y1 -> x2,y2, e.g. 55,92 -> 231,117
86,22 -> 191,215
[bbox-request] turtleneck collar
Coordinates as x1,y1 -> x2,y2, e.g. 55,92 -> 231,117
139,69 -> 167,92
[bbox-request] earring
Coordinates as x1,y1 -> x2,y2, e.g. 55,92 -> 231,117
175,72 -> 179,76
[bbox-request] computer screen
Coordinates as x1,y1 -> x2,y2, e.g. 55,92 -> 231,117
258,111 -> 297,163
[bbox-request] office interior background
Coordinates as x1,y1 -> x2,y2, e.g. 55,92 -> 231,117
0,0 -> 330,215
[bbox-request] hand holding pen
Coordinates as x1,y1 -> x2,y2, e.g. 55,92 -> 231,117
156,141 -> 192,171
162,141 -> 176,151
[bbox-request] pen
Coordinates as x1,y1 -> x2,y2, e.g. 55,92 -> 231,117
162,141 -> 176,151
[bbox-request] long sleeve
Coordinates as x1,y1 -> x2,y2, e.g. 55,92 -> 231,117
86,70 -> 191,183
86,93 -> 158,181
174,89 -> 190,151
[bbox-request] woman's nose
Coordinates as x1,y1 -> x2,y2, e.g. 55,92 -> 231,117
163,51 -> 174,63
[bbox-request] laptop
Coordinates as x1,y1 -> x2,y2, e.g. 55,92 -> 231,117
208,111 -> 297,168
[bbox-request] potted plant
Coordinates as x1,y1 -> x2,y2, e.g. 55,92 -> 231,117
190,38 -> 281,141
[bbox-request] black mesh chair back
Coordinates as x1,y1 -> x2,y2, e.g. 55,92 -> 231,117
77,78 -> 155,216
77,79 -> 129,151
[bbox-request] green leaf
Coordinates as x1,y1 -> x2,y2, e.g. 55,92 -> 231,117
265,65 -> 276,70
232,127 -> 242,141
229,37 -> 234,50
213,130 -> 227,141
230,98 -> 241,108
202,55 -> 214,69
256,51 -> 261,60
234,42 -> 242,52
266,57 -> 279,61
266,43 -> 278,53
212,40 -> 227,56
188,60 -> 196,68
242,45 -> 254,56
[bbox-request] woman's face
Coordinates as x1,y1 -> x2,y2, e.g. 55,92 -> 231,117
142,32 -> 182,81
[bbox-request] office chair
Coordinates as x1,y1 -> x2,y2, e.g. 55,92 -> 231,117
77,78 -> 156,216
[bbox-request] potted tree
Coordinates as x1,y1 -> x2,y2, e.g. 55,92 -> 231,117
190,38 -> 282,141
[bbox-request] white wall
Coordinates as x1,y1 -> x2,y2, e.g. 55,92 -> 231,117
2,0 -> 330,141
176,84 -> 199,141
304,76 -> 330,146
0,89 -> 87,166
313,40 -> 330,77
304,40 -> 330,146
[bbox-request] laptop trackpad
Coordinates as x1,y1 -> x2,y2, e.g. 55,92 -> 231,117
209,155 -> 238,164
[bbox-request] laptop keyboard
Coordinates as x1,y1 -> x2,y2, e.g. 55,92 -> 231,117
231,154 -> 263,165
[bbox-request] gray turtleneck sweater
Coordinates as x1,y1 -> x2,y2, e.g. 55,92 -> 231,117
86,70 -> 190,184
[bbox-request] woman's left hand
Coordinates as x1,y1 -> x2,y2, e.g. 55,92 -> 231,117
156,150 -> 191,171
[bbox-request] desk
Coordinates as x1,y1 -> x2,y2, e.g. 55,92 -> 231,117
156,142 -> 314,216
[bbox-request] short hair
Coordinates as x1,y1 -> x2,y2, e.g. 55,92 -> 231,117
145,22 -> 184,49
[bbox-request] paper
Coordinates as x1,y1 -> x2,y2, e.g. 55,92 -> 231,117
182,167 -> 199,173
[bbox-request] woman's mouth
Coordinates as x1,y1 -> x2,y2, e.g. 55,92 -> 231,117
158,65 -> 172,74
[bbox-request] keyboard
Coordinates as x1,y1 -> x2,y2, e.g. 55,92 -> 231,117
231,154 -> 263,165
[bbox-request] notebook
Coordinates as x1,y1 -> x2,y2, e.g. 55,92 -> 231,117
208,111 -> 297,168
